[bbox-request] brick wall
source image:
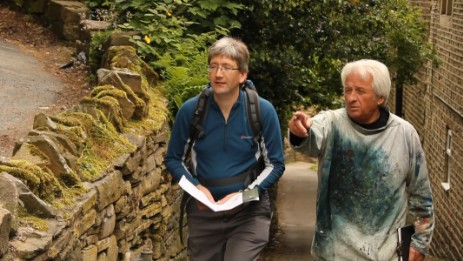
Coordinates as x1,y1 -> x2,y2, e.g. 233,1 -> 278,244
405,0 -> 463,259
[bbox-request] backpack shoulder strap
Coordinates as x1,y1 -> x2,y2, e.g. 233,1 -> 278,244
243,81 -> 262,140
184,85 -> 212,164
179,85 -> 211,245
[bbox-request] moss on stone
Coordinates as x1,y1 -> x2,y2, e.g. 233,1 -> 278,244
125,87 -> 168,135
90,85 -> 126,100
53,187 -> 86,210
67,110 -> 134,180
106,46 -> 142,73
44,110 -> 134,180
27,143 -> 49,161
18,207 -> 49,231
80,95 -> 125,132
0,160 -> 63,202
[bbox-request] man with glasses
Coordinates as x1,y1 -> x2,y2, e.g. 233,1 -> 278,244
165,36 -> 285,261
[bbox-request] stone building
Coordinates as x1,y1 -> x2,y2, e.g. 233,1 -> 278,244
403,0 -> 463,259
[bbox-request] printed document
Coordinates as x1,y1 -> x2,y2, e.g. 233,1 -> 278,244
178,176 -> 259,212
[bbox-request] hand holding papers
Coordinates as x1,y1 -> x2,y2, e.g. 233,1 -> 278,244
179,176 -> 259,212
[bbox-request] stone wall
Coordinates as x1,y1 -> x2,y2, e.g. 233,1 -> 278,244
405,0 -> 463,260
10,0 -> 90,41
0,36 -> 187,260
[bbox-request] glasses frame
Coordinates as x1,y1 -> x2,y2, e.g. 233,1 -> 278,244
207,65 -> 240,73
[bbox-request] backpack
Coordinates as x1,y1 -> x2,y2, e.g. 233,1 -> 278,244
178,79 -> 263,244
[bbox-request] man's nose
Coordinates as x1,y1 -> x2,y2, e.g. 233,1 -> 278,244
346,92 -> 355,100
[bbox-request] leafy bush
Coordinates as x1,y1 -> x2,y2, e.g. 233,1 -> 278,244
83,0 -> 437,132
83,0 -> 246,117
232,0 -> 437,127
151,33 -> 217,119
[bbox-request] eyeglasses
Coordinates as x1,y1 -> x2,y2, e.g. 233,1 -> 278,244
207,65 -> 240,73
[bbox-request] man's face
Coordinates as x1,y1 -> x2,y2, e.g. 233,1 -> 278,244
344,71 -> 384,124
208,55 -> 247,97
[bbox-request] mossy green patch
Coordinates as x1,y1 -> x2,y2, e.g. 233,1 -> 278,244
80,96 -> 125,132
0,160 -> 63,202
27,143 -> 49,161
125,87 -> 168,135
106,46 -> 142,73
18,207 -> 49,231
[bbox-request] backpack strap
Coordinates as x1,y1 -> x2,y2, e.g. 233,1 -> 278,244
184,86 -> 212,166
179,84 -> 211,245
243,80 -> 262,143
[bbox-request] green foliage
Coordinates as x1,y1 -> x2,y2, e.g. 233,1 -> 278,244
232,0 -> 437,128
83,0 -> 244,116
151,33 -> 216,119
84,0 -> 243,59
88,30 -> 113,72
83,0 -> 437,135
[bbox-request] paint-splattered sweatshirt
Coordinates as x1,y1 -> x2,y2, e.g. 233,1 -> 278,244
290,108 -> 434,261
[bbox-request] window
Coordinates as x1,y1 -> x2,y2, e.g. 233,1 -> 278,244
441,128 -> 452,191
441,0 -> 453,16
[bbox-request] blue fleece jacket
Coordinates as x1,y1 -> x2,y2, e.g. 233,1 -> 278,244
165,88 -> 285,201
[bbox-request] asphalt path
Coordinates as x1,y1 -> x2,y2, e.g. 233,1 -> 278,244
264,161 -> 317,261
0,40 -> 62,158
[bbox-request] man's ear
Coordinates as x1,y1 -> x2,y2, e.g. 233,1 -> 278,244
239,72 -> 248,84
377,96 -> 385,106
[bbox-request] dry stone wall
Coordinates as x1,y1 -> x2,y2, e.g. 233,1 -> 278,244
0,35 -> 186,260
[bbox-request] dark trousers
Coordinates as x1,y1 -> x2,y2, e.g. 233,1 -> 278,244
186,192 -> 272,261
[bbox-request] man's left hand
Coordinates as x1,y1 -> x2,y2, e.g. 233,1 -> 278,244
217,192 -> 239,204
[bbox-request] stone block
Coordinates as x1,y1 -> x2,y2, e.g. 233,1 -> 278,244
119,150 -> 142,176
28,130 -> 79,157
140,168 -> 161,196
0,173 -> 18,231
33,113 -> 58,131
139,202 -> 162,219
46,0 -> 89,40
10,227 -> 53,259
0,208 -> 12,257
93,171 -> 125,211
153,146 -> 166,167
3,173 -> 57,218
45,226 -> 73,259
98,204 -> 115,239
82,245 -> 98,261
77,19 -> 111,58
96,235 -> 118,261
12,135 -> 78,186
145,153 -> 157,173
75,208 -> 96,237
114,195 -> 127,214
116,70 -> 144,97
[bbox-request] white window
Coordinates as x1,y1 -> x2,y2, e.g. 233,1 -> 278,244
441,128 -> 452,191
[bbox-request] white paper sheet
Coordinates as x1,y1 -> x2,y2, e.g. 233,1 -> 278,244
178,176 -> 258,212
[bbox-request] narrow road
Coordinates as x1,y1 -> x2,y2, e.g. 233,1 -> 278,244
0,40 -> 62,158
263,161 -> 317,260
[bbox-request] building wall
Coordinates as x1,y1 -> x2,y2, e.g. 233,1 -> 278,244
406,0 -> 463,259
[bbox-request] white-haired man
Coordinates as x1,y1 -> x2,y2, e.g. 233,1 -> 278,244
289,59 -> 434,261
